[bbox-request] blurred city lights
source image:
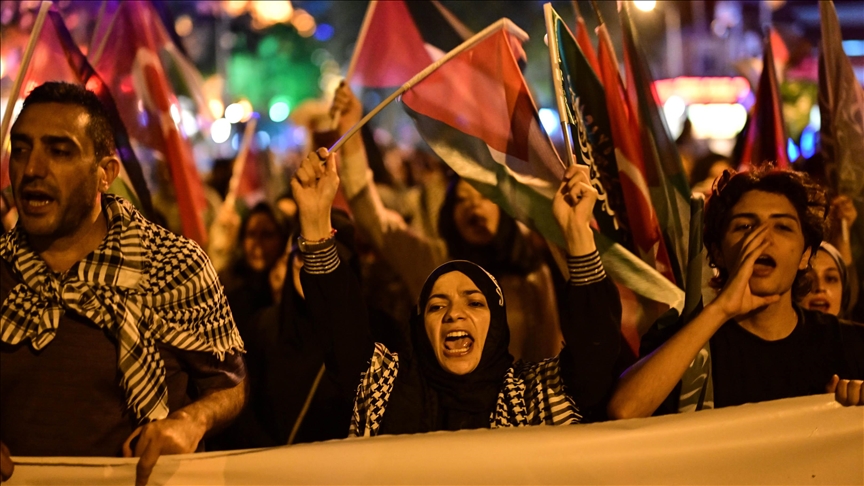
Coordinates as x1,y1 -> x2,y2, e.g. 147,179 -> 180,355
208,99 -> 225,119
181,110 -> 199,136
292,9 -> 316,37
174,15 -> 193,37
238,99 -> 254,122
314,23 -> 334,42
256,131 -> 271,149
269,100 -> 290,122
251,1 -> 293,25
223,0 -> 249,17
633,1 -> 656,12
663,95 -> 687,138
688,103 -> 747,140
0,56 -> 5,78
538,108 -> 559,135
787,138 -> 800,161
800,126 -> 817,159
842,40 -> 864,57
225,103 -> 244,124
809,104 -> 821,131
169,104 -> 182,125
211,118 -> 232,143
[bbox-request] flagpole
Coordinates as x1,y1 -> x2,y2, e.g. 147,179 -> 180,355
544,4 -> 577,169
328,18 -> 528,155
89,1 -> 121,67
0,1 -> 52,153
589,0 -> 604,25
223,117 -> 258,210
330,1 -> 379,131
89,0 -> 108,54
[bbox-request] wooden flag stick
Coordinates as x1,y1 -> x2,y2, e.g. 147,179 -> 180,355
544,4 -> 577,169
89,1 -> 122,68
589,0 -> 605,25
223,117 -> 258,210
328,18 -> 528,155
330,1 -> 379,131
0,1 -> 52,151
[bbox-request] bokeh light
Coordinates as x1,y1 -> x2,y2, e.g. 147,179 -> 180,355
269,100 -> 290,122
211,118 -> 232,143
175,15 -> 193,37
633,1 -> 656,12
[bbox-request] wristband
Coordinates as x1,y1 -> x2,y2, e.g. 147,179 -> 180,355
298,228 -> 337,253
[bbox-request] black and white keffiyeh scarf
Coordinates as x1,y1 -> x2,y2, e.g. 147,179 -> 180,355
0,194 -> 243,423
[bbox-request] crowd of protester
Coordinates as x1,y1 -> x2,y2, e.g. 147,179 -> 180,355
0,80 -> 862,486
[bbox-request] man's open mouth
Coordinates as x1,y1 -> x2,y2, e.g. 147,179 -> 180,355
443,330 -> 474,357
20,189 -> 55,210
754,255 -> 776,268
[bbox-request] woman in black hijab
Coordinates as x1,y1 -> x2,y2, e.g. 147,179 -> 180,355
293,149 -> 621,435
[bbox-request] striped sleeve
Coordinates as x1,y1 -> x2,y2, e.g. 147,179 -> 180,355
301,240 -> 340,275
567,250 -> 605,286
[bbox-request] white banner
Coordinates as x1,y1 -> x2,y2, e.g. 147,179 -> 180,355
6,394 -> 863,485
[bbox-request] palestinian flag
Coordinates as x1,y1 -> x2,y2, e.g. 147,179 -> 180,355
349,0 -> 473,87
738,27 -> 791,170
620,4 -> 694,293
0,8 -> 152,217
401,19 -> 684,318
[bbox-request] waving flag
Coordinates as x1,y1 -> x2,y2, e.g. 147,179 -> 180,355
620,4 -> 694,292
620,4 -> 707,411
349,0 -> 472,87
400,19 -> 684,322
738,28 -> 791,170
546,3 -> 679,359
572,1 -> 600,76
0,8 -> 152,217
91,0 -> 208,246
546,5 -> 628,249
818,0 -> 864,200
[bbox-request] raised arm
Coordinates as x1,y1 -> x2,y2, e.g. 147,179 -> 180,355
330,84 -> 444,298
551,165 -> 622,416
607,223 -> 782,419
291,148 -> 374,398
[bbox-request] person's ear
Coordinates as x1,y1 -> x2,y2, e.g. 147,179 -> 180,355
97,155 -> 121,193
798,246 -> 813,271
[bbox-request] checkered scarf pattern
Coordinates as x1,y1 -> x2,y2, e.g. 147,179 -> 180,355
0,195 -> 243,423
349,343 -> 582,436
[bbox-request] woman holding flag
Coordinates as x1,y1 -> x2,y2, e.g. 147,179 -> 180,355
289,143 -> 621,434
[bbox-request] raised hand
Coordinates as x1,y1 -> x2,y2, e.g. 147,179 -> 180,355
711,224 -> 781,319
552,164 -> 598,256
829,195 -> 858,227
826,375 -> 864,406
291,148 -> 339,241
330,81 -> 362,134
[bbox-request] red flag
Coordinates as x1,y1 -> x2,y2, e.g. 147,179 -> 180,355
739,28 -> 790,170
596,23 -> 675,285
92,1 -> 208,246
575,14 -> 601,79
0,9 -> 153,217
349,0 -> 472,88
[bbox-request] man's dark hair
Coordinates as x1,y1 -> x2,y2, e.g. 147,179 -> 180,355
20,82 -> 116,160
703,167 -> 829,297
